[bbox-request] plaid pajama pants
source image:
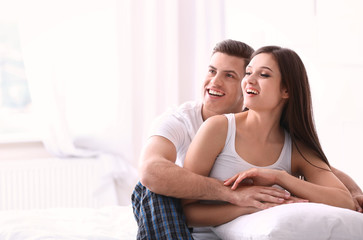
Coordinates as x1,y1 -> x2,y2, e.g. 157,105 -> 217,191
131,181 -> 194,240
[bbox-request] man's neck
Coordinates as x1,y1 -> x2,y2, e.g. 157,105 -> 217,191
201,105 -> 216,121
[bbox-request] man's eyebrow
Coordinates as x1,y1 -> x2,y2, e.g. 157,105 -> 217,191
209,65 -> 240,77
224,70 -> 238,75
208,65 -> 217,70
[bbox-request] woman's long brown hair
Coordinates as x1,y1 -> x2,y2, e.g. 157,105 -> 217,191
251,46 -> 329,168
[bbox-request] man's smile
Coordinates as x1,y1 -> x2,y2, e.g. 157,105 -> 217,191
207,88 -> 225,97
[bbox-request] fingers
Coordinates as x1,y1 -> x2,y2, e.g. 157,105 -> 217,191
356,195 -> 363,212
252,198 -> 285,210
231,176 -> 244,190
254,194 -> 308,209
256,192 -> 285,205
224,171 -> 254,190
283,196 -> 309,204
224,174 -> 238,187
252,200 -> 268,210
225,173 -> 249,189
261,187 -> 291,199
262,202 -> 281,209
357,206 -> 363,213
231,185 -> 310,211
247,187 -> 291,208
351,195 -> 363,212
353,198 -> 363,213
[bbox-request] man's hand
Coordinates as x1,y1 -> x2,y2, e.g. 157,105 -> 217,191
282,196 -> 309,204
331,166 -> 363,213
228,185 -> 307,210
352,193 -> 363,213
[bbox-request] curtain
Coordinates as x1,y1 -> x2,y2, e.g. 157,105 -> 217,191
19,0 -> 225,204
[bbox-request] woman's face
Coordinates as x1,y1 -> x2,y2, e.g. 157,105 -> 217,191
242,53 -> 288,111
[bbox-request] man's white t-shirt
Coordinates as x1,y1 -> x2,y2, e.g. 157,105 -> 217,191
149,101 -> 204,167
149,101 -> 222,240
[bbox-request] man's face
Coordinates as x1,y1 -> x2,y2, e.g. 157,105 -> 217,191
202,52 -> 246,120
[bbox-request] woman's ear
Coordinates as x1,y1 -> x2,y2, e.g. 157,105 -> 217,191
281,88 -> 289,99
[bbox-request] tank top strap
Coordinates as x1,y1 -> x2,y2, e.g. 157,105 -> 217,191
275,130 -> 292,174
222,114 -> 236,149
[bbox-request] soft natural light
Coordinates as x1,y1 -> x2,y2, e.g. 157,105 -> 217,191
0,3 -> 362,237
0,1 -> 37,143
1,0 -> 362,185
225,0 -> 363,186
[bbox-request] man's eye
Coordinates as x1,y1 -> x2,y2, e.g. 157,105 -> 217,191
245,72 -> 251,76
227,74 -> 234,78
209,69 -> 216,74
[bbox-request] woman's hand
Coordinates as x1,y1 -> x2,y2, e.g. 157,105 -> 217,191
224,168 -> 283,190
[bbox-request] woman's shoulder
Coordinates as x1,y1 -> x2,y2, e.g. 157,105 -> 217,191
204,112 -> 246,130
204,114 -> 229,124
190,114 -> 230,156
199,114 -> 229,136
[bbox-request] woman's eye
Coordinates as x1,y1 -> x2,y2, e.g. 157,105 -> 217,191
245,72 -> 251,76
260,73 -> 270,78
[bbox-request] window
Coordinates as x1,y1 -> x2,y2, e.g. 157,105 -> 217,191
0,7 -> 37,143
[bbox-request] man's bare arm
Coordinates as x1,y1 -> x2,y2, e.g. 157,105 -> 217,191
331,166 -> 363,212
139,136 -> 297,208
139,136 -> 233,200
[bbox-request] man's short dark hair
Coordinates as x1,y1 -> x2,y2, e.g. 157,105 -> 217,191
213,39 -> 254,68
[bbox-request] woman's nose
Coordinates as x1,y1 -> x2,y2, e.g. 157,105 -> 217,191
245,74 -> 256,84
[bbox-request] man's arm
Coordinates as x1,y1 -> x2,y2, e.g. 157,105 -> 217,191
139,136 -> 292,207
139,135 -> 226,200
331,166 -> 363,212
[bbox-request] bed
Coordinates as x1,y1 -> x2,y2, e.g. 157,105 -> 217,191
0,202 -> 362,240
0,155 -> 140,239
0,205 -> 137,240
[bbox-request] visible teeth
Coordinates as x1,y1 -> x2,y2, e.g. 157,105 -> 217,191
209,89 -> 224,96
246,89 -> 259,95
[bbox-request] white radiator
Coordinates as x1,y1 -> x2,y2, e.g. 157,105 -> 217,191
0,157 -> 119,210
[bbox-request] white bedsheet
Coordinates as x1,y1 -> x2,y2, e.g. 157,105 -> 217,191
0,205 -> 137,240
2,203 -> 363,240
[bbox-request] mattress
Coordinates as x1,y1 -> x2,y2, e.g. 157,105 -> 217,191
0,205 -> 137,240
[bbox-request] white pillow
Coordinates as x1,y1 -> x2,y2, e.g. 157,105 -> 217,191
212,203 -> 363,240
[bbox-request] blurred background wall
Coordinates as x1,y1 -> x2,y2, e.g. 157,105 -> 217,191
1,0 -> 362,194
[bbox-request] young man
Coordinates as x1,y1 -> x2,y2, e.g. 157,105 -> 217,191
132,39 -> 363,239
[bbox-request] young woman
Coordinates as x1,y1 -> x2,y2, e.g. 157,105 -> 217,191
182,46 -> 355,238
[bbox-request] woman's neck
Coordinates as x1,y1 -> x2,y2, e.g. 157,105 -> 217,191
239,109 -> 284,143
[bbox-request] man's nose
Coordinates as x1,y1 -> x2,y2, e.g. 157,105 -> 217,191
211,73 -> 223,86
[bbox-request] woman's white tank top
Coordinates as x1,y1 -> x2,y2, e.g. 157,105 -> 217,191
209,113 -> 292,181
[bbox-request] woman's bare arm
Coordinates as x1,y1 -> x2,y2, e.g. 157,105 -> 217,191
224,143 -> 356,210
331,166 -> 363,212
182,116 -> 293,226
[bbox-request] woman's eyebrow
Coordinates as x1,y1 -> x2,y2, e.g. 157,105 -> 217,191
246,65 -> 273,72
261,66 -> 273,72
